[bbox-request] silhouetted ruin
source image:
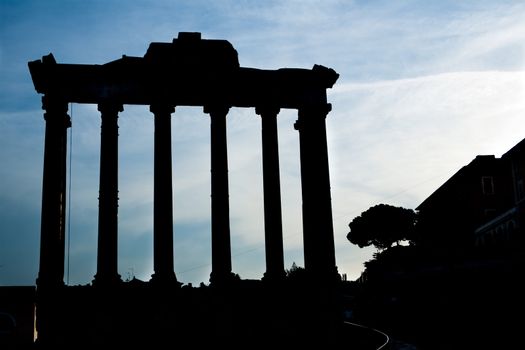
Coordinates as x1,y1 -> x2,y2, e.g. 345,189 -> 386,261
27,32 -> 342,347
1,31 -> 518,349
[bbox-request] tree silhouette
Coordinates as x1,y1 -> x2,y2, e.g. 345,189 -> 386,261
346,204 -> 417,250
285,262 -> 306,281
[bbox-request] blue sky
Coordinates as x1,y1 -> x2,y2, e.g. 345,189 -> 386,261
1,0 -> 525,286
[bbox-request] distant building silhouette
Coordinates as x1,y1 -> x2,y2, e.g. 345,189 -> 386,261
417,138 -> 525,255
352,139 -> 525,349
474,138 -> 525,250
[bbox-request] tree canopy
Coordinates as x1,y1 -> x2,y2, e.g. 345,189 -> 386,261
346,204 -> 417,250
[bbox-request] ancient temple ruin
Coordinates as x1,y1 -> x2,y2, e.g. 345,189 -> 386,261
28,32 -> 340,346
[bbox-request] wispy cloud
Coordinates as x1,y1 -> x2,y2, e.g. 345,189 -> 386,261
330,70 -> 525,205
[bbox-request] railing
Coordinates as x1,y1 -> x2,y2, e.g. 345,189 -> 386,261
343,321 -> 391,350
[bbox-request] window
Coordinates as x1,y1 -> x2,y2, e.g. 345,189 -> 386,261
484,208 -> 496,218
517,179 -> 524,201
481,176 -> 494,195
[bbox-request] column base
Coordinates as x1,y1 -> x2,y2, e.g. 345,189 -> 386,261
307,266 -> 341,285
150,272 -> 182,288
92,273 -> 122,288
262,270 -> 286,284
209,271 -> 239,287
36,275 -> 65,290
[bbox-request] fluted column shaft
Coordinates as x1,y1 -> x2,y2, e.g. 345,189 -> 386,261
256,106 -> 285,281
295,104 -> 338,282
151,104 -> 178,284
205,106 -> 233,285
94,102 -> 123,286
37,96 -> 70,288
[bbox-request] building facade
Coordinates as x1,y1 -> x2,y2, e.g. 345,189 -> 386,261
417,139 -> 525,255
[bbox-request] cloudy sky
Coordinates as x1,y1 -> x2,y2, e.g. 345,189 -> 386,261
1,0 -> 525,286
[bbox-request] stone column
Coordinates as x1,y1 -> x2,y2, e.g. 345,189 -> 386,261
150,104 -> 178,285
93,102 -> 123,286
256,106 -> 285,281
37,96 -> 70,288
294,104 -> 338,282
204,105 -> 234,285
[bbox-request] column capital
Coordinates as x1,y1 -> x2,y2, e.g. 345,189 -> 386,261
203,105 -> 230,116
255,106 -> 280,117
294,103 -> 332,130
150,104 -> 175,115
97,101 -> 124,114
42,95 -> 71,127
298,103 -> 332,118
42,95 -> 68,113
